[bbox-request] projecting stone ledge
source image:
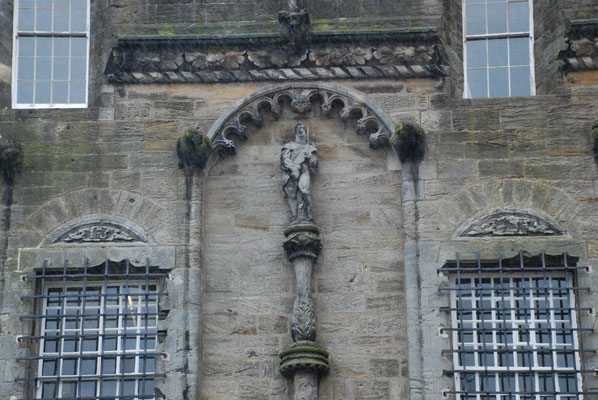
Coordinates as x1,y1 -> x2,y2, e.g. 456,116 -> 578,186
280,341 -> 330,378
283,222 -> 322,260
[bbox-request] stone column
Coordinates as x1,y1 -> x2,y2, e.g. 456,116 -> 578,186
280,222 -> 329,400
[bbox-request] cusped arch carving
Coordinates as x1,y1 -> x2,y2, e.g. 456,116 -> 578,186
43,215 -> 154,247
453,208 -> 569,240
207,82 -> 396,156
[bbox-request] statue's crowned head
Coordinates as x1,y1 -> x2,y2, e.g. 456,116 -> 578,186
294,122 -> 307,143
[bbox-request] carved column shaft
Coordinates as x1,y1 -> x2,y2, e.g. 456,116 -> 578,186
294,371 -> 317,400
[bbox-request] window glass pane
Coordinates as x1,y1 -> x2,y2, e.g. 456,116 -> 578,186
100,380 -> 116,396
467,69 -> 488,98
102,357 -> 116,375
69,81 -> 86,103
509,1 -> 529,32
142,380 -> 154,396
487,3 -> 507,34
54,38 -> 69,57
123,380 -> 136,395
70,9 -> 87,32
18,9 -> 34,31
510,66 -> 531,96
42,382 -> 56,399
18,58 -> 34,80
80,358 -> 96,375
70,58 -> 87,80
35,8 -> 52,31
35,58 -> 51,80
54,9 -> 70,32
72,0 -> 88,9
35,80 -> 51,103
61,381 -> 77,397
509,37 -> 530,66
466,4 -> 486,35
42,360 -> 57,376
19,0 -> 34,8
53,57 -> 69,80
467,40 -> 487,68
80,381 -> 96,397
62,358 -> 77,375
36,37 -> 52,57
19,37 -> 35,57
37,0 -> 52,8
488,39 -> 508,67
71,37 -> 87,57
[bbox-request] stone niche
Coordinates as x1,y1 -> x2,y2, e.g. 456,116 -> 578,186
200,93 -> 409,398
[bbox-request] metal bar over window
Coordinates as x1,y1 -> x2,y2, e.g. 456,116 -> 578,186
18,259 -> 167,400
439,252 -> 596,400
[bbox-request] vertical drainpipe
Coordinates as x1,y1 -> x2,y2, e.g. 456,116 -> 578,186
392,124 -> 425,400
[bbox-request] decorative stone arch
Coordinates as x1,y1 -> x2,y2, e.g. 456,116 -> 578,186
206,82 -> 397,157
18,189 -> 174,271
432,179 -> 585,241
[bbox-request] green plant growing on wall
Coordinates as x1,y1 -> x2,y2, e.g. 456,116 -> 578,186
0,137 -> 23,187
391,122 -> 425,164
176,128 -> 213,173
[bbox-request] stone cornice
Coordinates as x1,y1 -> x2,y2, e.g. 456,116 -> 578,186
105,28 -> 448,84
560,19 -> 598,72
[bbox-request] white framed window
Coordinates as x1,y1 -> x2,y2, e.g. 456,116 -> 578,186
463,0 -> 535,98
12,0 -> 90,109
19,260 -> 166,400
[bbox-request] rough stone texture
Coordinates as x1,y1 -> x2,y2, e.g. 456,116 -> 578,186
0,1 -> 597,400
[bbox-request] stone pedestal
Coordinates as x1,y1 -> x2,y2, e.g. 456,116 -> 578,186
280,222 -> 329,400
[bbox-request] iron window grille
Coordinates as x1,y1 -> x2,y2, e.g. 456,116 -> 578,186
12,0 -> 90,108
439,253 -> 597,400
18,259 -> 168,400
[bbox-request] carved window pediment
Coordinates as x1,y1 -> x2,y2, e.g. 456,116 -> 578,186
454,208 -> 568,239
43,216 -> 152,247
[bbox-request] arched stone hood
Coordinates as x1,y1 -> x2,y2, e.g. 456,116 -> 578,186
207,82 -> 397,157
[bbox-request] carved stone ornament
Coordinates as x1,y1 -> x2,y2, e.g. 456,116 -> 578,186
283,223 -> 322,260
53,224 -> 143,244
208,83 -> 395,158
106,30 -> 447,84
456,208 -> 566,239
560,19 -> 598,71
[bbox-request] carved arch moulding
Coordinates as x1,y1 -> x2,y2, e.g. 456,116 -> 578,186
207,82 -> 397,157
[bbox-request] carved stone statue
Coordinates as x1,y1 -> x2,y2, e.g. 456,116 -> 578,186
281,123 -> 318,222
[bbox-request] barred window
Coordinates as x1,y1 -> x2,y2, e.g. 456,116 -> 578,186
440,253 -> 596,400
463,0 -> 535,98
12,0 -> 90,108
19,260 -> 167,400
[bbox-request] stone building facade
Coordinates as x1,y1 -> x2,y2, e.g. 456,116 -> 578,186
0,0 -> 597,399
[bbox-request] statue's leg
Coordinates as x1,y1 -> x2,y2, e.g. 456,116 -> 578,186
298,173 -> 312,220
284,183 -> 298,220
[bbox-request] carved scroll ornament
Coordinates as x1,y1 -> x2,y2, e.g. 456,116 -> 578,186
457,209 -> 566,239
53,224 -> 142,244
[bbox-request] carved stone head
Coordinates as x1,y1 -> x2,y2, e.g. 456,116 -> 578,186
294,123 -> 307,143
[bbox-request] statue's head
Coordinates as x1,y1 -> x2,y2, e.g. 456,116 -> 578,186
294,122 -> 307,143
